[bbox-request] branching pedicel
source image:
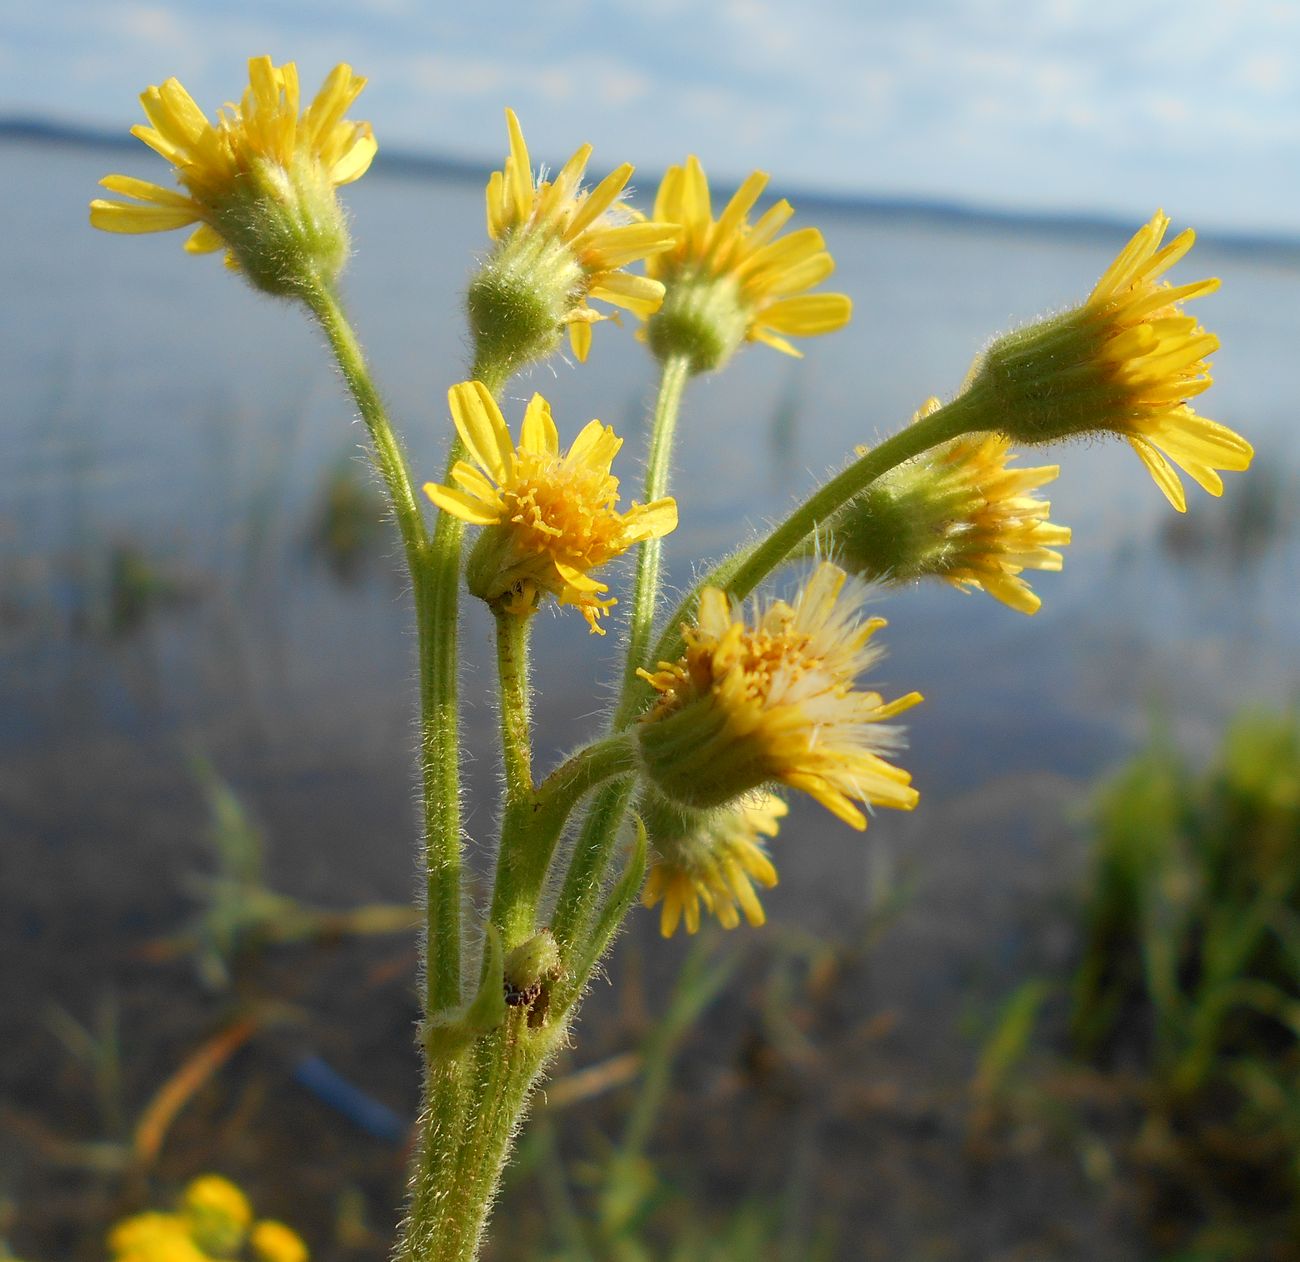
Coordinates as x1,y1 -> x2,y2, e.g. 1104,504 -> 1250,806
91,57 -> 1253,1262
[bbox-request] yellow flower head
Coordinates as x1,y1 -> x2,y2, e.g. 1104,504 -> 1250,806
250,1221 -> 309,1262
642,156 -> 852,372
838,398 -> 1072,615
968,212 -> 1252,512
181,1174 -> 252,1256
469,109 -> 679,369
638,563 -> 922,828
90,57 -> 376,293
642,792 -> 786,937
107,1212 -> 208,1262
424,382 -> 678,633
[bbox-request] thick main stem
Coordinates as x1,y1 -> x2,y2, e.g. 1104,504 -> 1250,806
401,1021 -> 565,1262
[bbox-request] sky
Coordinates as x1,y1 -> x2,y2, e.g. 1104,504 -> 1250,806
4,0 -> 1299,235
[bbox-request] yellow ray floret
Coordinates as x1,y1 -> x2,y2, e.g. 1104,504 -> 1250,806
642,793 -> 786,938
638,563 -> 921,827
424,382 -> 678,632
89,57 -> 375,265
482,109 -> 678,361
645,155 -> 852,358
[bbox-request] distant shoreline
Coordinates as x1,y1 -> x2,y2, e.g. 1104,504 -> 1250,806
11,114 -> 1299,259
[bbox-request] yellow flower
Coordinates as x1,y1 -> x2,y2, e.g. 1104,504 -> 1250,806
643,156 -> 852,372
968,212 -> 1251,512
181,1174 -> 252,1256
90,57 -> 375,292
839,398 -> 1071,615
424,382 -> 678,632
107,1212 -> 208,1262
250,1221 -> 309,1262
470,109 -> 679,367
642,792 -> 786,937
638,563 -> 921,828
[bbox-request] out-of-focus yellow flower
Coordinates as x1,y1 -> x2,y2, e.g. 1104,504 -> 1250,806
108,1177 -> 309,1262
642,156 -> 851,372
249,1220 -> 309,1262
90,57 -> 375,292
424,382 -> 677,633
107,1212 -> 208,1262
181,1174 -> 252,1257
838,398 -> 1071,615
638,563 -> 921,828
468,109 -> 678,368
642,792 -> 786,937
966,212 -> 1251,512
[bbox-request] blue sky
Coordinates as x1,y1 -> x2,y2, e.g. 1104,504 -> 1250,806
4,0 -> 1299,234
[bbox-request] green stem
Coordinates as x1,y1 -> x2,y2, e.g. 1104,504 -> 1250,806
419,358 -> 513,1012
489,610 -> 536,946
617,353 -> 690,721
550,777 -> 636,957
491,726 -> 640,948
302,283 -> 464,1015
302,283 -> 428,568
422,456 -> 467,1013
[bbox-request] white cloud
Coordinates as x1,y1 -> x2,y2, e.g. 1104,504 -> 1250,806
4,0 -> 1300,233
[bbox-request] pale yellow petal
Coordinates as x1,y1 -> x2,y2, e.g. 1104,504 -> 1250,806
567,162 -> 634,238
331,129 -> 377,185
1129,435 -> 1187,512
624,498 -> 678,540
504,108 -> 532,219
566,419 -> 620,466
98,174 -> 195,208
423,481 -> 502,525
568,320 -> 592,363
758,293 -> 852,336
447,381 -> 513,482
89,199 -> 200,233
519,394 -> 559,454
183,222 -> 225,253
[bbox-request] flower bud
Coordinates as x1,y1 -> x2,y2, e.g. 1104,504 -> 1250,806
503,930 -> 562,996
